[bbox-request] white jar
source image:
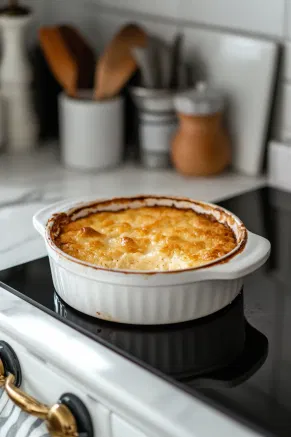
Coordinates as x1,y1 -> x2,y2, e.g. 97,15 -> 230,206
59,92 -> 124,171
139,111 -> 177,168
130,86 -> 177,168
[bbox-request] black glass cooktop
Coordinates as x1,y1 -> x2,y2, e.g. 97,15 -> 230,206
1,187 -> 291,437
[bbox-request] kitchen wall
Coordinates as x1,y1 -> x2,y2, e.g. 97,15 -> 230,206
19,0 -> 291,143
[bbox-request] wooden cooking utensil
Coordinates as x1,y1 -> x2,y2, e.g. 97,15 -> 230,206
94,23 -> 147,100
39,27 -> 78,97
58,24 -> 96,90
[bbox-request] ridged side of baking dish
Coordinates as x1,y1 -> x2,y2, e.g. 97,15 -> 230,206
33,195 -> 271,324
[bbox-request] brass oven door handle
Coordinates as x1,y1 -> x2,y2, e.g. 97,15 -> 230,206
5,373 -> 52,419
0,341 -> 93,437
5,373 -> 78,436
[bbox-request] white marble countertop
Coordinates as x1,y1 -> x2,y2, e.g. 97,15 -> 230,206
0,147 -> 266,271
0,147 -> 268,437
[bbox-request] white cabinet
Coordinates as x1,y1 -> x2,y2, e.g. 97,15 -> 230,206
0,285 -> 263,437
111,415 -> 147,437
0,331 -> 151,437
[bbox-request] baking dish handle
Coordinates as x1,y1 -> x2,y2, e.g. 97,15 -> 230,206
33,198 -> 86,238
204,231 -> 271,280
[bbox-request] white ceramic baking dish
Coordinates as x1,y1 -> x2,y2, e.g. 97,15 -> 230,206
33,195 -> 271,325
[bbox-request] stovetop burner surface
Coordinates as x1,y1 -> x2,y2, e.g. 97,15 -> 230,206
1,187 -> 291,437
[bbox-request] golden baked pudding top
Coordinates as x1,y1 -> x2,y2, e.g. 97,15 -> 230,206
55,206 -> 237,271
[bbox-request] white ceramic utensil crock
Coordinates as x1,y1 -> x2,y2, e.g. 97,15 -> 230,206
33,196 -> 271,325
59,92 -> 124,171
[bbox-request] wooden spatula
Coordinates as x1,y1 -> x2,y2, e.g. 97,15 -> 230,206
58,24 -> 96,90
39,27 -> 78,98
94,23 -> 147,100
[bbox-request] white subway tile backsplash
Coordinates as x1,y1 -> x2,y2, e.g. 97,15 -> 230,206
23,0 -> 47,45
175,0 -> 284,37
273,83 -> 291,141
45,0 -> 101,51
182,26 -> 277,175
49,0 -> 86,25
92,0 -> 284,37
88,9 -> 130,52
282,42 -> 291,81
286,0 -> 291,38
99,0 -> 179,20
268,141 -> 291,189
17,0 -> 287,149
136,18 -> 177,44
84,8 -> 176,53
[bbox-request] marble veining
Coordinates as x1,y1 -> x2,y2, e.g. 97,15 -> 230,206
0,189 -> 62,209
0,147 -> 269,436
0,146 -> 266,271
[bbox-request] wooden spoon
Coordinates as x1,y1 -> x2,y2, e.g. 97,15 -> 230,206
58,24 -> 96,90
94,23 -> 147,100
39,27 -> 78,98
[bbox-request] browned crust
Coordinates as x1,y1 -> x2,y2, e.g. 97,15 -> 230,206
46,195 -> 248,275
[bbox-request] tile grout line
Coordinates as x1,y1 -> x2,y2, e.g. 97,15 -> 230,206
78,0 -> 282,42
284,0 -> 290,37
39,0 -> 290,144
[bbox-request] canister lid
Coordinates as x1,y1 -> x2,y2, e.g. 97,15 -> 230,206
174,82 -> 224,115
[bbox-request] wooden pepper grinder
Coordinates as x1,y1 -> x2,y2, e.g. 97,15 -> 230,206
171,82 -> 230,176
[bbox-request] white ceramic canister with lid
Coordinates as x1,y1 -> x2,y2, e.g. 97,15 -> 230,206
59,92 -> 124,171
130,86 -> 177,168
139,111 -> 177,168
